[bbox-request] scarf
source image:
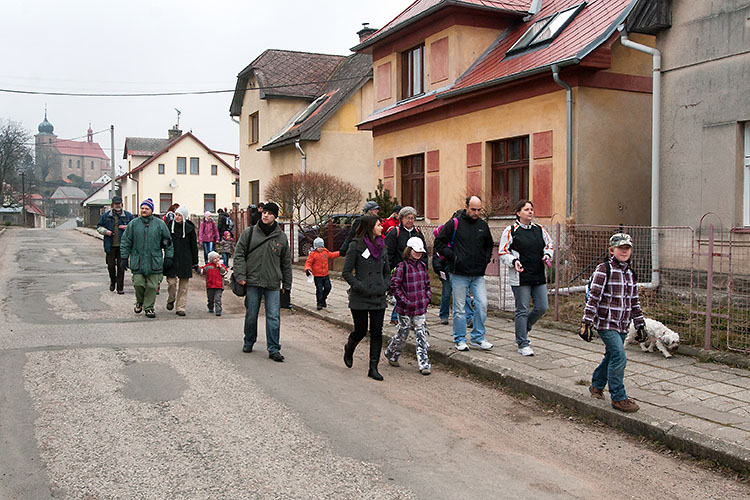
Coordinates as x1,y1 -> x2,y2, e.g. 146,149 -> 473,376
259,220 -> 277,236
363,235 -> 385,260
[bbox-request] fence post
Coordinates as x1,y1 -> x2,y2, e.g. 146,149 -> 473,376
554,222 -> 560,321
290,219 -> 295,262
704,224 -> 714,351
327,218 -> 334,271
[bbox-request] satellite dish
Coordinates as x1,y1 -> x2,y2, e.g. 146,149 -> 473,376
169,178 -> 178,188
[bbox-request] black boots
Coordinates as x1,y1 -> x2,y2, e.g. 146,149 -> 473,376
343,339 -> 356,368
367,359 -> 383,381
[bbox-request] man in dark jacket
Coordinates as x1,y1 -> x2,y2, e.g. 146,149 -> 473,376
434,196 -> 494,352
385,206 -> 427,324
96,195 -> 134,294
340,201 -> 379,256
164,206 -> 199,316
234,202 -> 292,361
249,203 -> 263,226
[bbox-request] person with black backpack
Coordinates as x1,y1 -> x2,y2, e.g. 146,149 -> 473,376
498,199 -> 553,357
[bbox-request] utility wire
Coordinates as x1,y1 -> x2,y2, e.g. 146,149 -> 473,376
0,74 -> 370,97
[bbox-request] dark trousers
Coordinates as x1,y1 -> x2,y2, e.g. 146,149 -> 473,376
106,246 -> 125,292
314,276 -> 331,307
207,288 -> 223,313
348,309 -> 385,361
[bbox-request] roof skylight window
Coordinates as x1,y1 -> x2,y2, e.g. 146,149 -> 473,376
294,94 -> 329,125
507,3 -> 586,54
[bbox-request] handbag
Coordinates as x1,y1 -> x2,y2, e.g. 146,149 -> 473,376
230,273 -> 246,297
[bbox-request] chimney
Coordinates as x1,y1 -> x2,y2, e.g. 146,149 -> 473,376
357,23 -> 377,43
168,125 -> 182,141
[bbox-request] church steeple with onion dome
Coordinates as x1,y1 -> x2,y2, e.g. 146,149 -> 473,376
38,108 -> 54,135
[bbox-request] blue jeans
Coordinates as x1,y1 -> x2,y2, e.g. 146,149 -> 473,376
511,284 -> 549,348
439,274 -> 474,322
221,252 -> 230,267
450,274 -> 487,344
243,286 -> 281,354
592,329 -> 628,402
202,242 -> 215,263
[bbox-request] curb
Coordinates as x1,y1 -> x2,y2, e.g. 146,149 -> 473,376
293,301 -> 750,474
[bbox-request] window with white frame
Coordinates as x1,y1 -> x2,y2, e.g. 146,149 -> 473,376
744,123 -> 749,226
211,164 -> 218,175
190,157 -> 199,175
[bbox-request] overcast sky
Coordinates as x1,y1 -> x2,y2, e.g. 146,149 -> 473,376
0,0 -> 408,169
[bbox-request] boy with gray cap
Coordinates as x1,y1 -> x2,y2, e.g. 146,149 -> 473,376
581,232 -> 646,413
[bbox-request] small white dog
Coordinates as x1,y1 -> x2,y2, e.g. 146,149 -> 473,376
626,318 -> 680,358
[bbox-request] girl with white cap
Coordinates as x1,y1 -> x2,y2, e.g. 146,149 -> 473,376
384,236 -> 433,375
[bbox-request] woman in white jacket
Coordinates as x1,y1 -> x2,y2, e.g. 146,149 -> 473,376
498,200 -> 553,356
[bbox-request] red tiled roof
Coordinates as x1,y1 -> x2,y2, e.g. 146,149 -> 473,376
354,0 -> 531,50
25,203 -> 44,215
55,139 -> 110,160
450,0 -> 634,93
359,0 -> 636,127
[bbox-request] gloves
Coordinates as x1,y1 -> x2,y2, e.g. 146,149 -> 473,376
579,323 -> 594,342
635,327 -> 647,343
305,269 -> 312,277
192,264 -> 200,272
122,258 -> 128,271
163,257 -> 173,270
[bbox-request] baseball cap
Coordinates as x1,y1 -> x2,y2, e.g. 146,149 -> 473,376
609,233 -> 633,248
406,237 -> 425,253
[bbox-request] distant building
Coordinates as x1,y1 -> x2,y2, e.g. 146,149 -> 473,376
117,127 -> 239,216
50,186 -> 88,216
34,111 -> 110,183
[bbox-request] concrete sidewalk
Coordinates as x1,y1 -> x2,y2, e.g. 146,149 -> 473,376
290,267 -> 750,473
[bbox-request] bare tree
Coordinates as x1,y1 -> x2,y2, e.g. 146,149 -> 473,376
0,119 -> 31,205
34,141 -> 60,182
304,172 -> 361,226
265,171 -> 362,226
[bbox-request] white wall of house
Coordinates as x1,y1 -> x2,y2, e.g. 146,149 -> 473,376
120,135 -> 237,216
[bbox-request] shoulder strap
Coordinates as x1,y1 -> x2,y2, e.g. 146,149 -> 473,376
450,217 -> 459,247
603,261 -> 612,291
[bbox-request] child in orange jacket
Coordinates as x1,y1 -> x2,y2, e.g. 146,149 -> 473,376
305,237 -> 340,310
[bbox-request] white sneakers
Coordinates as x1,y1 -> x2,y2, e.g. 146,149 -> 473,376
455,340 -> 494,351
470,340 -> 493,350
518,346 -> 535,356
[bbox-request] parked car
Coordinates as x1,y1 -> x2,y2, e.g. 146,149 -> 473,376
298,214 -> 361,255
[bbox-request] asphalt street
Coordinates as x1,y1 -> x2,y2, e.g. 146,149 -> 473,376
0,226 -> 747,499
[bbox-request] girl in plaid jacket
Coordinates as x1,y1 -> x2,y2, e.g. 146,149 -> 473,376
384,237 -> 433,375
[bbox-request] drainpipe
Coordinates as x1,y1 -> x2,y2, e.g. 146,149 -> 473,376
551,65 -> 573,219
619,26 -> 661,288
295,140 -> 307,223
230,116 -> 240,125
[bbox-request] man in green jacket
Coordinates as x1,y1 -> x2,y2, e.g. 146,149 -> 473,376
234,202 -> 292,361
120,198 -> 174,318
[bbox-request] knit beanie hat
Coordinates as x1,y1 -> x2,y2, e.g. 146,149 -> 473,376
207,251 -> 220,262
263,202 -> 280,218
224,231 -> 232,239
204,211 -> 212,219
313,237 -> 324,249
140,198 -> 154,211
173,206 -> 190,237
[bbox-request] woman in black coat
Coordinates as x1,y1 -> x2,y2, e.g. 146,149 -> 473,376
164,207 -> 199,316
341,215 -> 389,380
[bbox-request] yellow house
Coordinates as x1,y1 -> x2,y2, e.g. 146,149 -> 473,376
230,47 -> 375,214
117,128 -> 239,216
354,0 -> 656,226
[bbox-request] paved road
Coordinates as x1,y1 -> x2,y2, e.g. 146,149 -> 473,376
0,227 -> 747,499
